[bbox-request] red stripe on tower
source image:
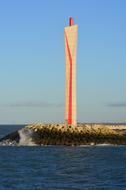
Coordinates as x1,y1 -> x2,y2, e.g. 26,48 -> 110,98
65,33 -> 72,125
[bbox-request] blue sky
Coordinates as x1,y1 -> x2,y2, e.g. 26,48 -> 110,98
0,0 -> 126,124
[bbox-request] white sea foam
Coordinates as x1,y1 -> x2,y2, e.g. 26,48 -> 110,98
0,140 -> 17,146
96,144 -> 115,146
79,143 -> 113,147
18,128 -> 36,146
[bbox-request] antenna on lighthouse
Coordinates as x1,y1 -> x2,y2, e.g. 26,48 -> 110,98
69,17 -> 74,26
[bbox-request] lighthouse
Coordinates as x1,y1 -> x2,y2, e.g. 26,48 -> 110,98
65,18 -> 78,126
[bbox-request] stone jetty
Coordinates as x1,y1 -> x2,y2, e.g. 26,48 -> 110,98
25,123 -> 126,146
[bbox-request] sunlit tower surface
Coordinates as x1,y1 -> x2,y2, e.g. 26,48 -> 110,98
65,18 -> 78,126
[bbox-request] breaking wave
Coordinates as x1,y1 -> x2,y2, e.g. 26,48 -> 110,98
0,139 -> 17,146
0,127 -> 36,146
18,128 -> 36,146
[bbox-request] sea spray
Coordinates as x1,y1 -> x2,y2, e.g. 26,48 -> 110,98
0,130 -> 19,146
18,128 -> 36,146
0,139 -> 17,146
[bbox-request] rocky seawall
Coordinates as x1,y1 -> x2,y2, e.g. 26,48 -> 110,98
1,124 -> 126,146
24,124 -> 126,146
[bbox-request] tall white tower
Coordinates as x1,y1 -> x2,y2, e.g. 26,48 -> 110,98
65,18 -> 78,126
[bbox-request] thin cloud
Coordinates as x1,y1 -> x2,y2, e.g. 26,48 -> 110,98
107,102 -> 126,107
55,103 -> 64,108
1,102 -> 64,108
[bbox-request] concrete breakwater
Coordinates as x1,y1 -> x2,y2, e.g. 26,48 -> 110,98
26,123 -> 126,146
1,123 -> 126,146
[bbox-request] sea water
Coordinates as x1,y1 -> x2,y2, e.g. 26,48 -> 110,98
0,125 -> 126,190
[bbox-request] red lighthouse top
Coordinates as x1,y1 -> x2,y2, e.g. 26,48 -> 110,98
69,17 -> 74,26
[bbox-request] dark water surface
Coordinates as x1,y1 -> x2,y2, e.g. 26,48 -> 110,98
0,125 -> 126,190
0,125 -> 24,139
